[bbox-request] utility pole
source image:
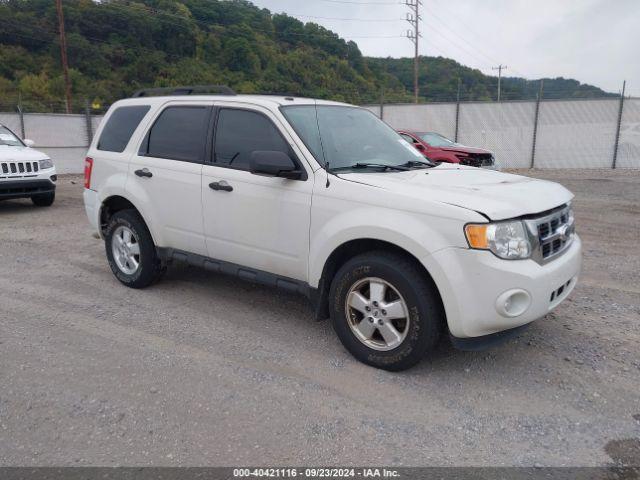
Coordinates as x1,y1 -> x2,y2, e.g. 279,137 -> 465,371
612,80 -> 626,169
492,64 -> 507,102
454,77 -> 461,142
530,79 -> 544,168
405,0 -> 422,103
55,0 -> 72,114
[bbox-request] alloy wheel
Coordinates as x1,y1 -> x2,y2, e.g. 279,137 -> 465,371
344,277 -> 410,351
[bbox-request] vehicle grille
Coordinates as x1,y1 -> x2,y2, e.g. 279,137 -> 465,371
0,161 -> 39,178
550,278 -> 573,303
525,204 -> 575,265
459,153 -> 494,168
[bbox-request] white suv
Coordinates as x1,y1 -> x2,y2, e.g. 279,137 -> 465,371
0,124 -> 56,206
83,86 -> 581,371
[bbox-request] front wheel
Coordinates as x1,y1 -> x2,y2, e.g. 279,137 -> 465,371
31,191 -> 55,206
104,209 -> 164,288
329,251 -> 444,371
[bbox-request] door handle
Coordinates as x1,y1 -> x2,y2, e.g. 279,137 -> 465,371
209,180 -> 233,192
135,168 -> 153,178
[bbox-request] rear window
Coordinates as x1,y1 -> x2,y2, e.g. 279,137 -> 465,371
97,105 -> 150,152
144,106 -> 210,163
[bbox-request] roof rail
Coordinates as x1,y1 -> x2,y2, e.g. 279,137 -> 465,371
131,85 -> 237,98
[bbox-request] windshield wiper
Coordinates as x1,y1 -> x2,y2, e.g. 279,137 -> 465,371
331,162 -> 410,172
400,159 -> 436,168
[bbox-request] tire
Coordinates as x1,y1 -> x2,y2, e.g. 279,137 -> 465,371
104,209 -> 164,288
31,191 -> 55,207
329,251 -> 444,371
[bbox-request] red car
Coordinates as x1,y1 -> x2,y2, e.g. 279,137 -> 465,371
397,130 -> 495,168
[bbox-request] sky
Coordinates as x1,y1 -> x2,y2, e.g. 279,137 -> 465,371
250,0 -> 640,96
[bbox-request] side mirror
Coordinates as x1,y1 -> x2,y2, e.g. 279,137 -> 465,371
415,143 -> 426,151
23,139 -> 35,147
250,150 -> 302,180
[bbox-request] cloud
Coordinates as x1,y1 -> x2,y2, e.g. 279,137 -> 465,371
251,0 -> 639,95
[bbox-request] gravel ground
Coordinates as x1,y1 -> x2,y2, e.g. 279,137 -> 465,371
0,169 -> 639,467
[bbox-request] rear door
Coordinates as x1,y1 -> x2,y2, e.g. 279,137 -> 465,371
128,102 -> 213,255
201,104 -> 313,281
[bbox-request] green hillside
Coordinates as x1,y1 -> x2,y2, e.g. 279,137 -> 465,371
0,0 -> 614,112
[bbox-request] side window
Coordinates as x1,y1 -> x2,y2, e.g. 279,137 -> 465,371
97,105 -> 150,152
400,133 -> 417,144
214,109 -> 290,171
144,106 -> 210,163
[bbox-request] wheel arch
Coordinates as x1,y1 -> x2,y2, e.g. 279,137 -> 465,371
99,195 -> 157,244
312,238 -> 445,322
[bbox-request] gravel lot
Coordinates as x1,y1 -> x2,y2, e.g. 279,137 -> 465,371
0,169 -> 639,467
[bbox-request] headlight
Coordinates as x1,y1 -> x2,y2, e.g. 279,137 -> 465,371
39,158 -> 54,169
465,220 -> 532,259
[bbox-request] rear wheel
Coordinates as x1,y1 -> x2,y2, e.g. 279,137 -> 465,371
329,251 -> 443,371
31,191 -> 55,206
105,209 -> 164,288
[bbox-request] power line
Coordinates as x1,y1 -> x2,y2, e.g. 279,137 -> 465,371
286,13 -> 403,22
104,1 -> 405,39
425,0 -> 532,79
421,8 -> 502,69
318,0 -> 400,4
419,20 -> 493,70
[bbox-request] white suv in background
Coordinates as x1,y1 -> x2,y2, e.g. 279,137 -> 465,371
83,86 -> 581,371
0,124 -> 56,206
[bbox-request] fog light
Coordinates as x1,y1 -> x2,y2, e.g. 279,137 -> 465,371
495,289 -> 531,318
50,175 -> 57,182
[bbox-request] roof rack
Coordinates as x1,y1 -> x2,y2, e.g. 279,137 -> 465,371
131,85 -> 237,98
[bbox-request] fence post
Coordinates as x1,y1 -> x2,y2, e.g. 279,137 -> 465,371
17,93 -> 26,139
84,98 -> 93,145
454,78 -> 461,142
379,87 -> 384,120
612,80 -> 626,169
530,79 -> 544,168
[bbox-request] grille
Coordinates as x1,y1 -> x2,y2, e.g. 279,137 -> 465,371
550,278 -> 573,303
525,204 -> 575,264
0,183 -> 52,196
0,161 -> 39,178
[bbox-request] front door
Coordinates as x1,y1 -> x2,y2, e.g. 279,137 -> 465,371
201,105 -> 313,281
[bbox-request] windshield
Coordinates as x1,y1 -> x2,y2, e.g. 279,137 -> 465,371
281,105 -> 428,170
0,126 -> 24,147
419,132 -> 457,147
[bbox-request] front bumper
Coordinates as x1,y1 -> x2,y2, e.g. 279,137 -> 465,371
0,174 -> 56,200
423,235 -> 582,339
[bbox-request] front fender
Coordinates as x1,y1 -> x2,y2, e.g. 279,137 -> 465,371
308,205 -> 465,288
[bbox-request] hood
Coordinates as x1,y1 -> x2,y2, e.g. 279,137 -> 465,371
0,145 -> 49,162
437,145 -> 491,155
340,165 -> 573,220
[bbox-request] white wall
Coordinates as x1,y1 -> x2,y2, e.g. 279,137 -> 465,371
366,98 -> 640,169
0,112 -> 103,174
3,100 -> 640,173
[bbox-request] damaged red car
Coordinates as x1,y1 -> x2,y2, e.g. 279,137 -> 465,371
398,130 -> 495,168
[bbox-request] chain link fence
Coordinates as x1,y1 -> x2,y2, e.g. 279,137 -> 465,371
1,96 -> 639,173
365,97 -> 640,169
